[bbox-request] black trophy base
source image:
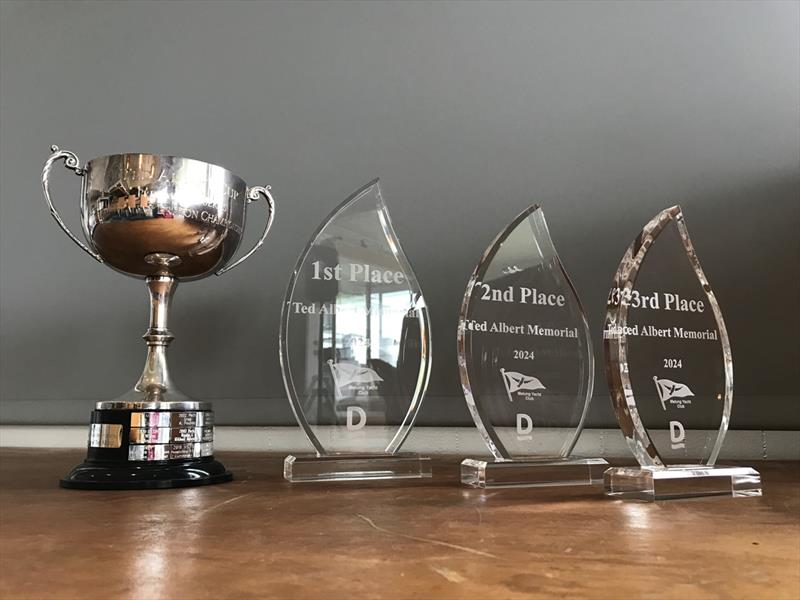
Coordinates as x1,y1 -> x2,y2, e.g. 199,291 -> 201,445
60,458 -> 232,490
60,403 -> 232,490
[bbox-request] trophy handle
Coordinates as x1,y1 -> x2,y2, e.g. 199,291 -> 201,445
42,145 -> 103,264
215,185 -> 276,276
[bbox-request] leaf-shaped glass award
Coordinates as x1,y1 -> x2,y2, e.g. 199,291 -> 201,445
458,205 -> 607,488
281,180 -> 432,482
603,206 -> 761,500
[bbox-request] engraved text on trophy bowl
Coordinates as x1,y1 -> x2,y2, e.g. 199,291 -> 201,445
82,154 -> 247,279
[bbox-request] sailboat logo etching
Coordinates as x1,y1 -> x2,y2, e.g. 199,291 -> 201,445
500,368 -> 546,402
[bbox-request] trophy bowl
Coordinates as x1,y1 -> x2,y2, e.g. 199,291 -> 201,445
43,146 -> 276,489
82,152 -> 252,280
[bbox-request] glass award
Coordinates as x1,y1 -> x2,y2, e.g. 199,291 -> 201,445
458,205 -> 607,488
280,180 -> 432,482
603,206 -> 761,501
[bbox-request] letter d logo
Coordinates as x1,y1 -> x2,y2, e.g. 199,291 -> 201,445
516,413 -> 533,440
670,420 -> 686,450
347,406 -> 366,431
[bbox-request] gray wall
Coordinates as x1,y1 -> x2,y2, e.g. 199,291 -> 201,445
1,0 -> 798,428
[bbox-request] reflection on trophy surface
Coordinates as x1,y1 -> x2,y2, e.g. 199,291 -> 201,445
85,153 -> 248,280
43,146 -> 276,489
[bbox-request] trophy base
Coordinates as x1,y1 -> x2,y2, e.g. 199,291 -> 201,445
59,401 -> 232,490
461,457 -> 608,489
603,465 -> 762,501
60,458 -> 232,490
284,453 -> 432,483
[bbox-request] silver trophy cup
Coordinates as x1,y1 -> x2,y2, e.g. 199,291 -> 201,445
43,145 -> 276,489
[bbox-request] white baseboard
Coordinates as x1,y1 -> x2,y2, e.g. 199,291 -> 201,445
0,426 -> 797,460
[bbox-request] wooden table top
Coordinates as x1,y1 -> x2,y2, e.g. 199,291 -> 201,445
0,450 -> 798,599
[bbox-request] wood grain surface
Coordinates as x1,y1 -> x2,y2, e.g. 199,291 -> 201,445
0,450 -> 797,599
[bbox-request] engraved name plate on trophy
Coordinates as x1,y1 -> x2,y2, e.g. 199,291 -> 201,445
281,180 -> 432,482
603,206 -> 761,501
458,205 -> 607,488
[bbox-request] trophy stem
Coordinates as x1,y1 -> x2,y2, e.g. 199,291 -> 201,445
60,270 -> 232,489
134,274 -> 178,401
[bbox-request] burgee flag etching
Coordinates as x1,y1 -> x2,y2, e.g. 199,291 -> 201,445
328,360 -> 384,397
653,376 -> 694,411
500,368 -> 546,400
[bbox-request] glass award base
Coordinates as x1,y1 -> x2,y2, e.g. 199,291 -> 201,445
284,453 -> 432,483
460,457 -> 608,489
604,465 -> 762,501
